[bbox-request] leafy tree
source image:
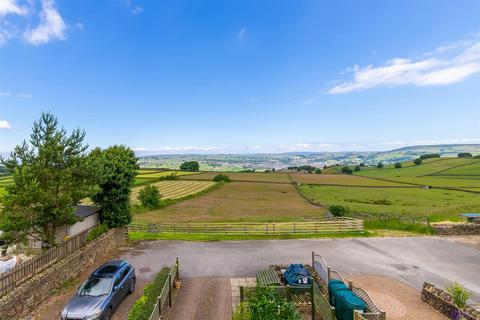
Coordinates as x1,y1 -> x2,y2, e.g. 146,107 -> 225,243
420,153 -> 440,160
377,162 -> 384,169
414,158 -> 422,165
297,165 -> 316,173
213,174 -> 231,182
139,185 -> 161,209
90,145 -> 138,228
314,168 -> 322,174
458,152 -> 473,158
474,155 -> 480,159
359,163 -> 366,167
0,113 -> 92,247
329,205 -> 351,217
180,161 -> 200,171
341,166 -> 353,174
354,165 -> 361,172
395,162 -> 402,168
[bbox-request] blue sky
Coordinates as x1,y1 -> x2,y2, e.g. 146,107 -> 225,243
1,0 -> 479,154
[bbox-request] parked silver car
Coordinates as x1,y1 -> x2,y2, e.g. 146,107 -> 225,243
61,260 -> 135,320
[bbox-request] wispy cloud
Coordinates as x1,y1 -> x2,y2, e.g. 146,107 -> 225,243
328,35 -> 480,94
0,91 -> 32,98
237,27 -> 247,40
249,97 -> 257,102
24,0 -> 67,46
17,92 -> 32,98
121,0 -> 143,15
0,91 -> 11,96
0,120 -> 12,129
131,5 -> 143,15
0,0 -> 27,16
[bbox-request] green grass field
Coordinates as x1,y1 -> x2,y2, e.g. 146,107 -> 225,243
131,180 -> 217,203
298,185 -> 480,220
290,173 -> 410,186
180,171 -> 291,183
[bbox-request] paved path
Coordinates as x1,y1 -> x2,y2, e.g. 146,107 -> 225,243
120,237 -> 480,303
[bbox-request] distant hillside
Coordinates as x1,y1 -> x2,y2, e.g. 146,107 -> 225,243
138,144 -> 480,171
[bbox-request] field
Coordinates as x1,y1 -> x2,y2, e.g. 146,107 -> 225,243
179,172 -> 291,183
289,173 -> 410,186
131,180 -> 216,203
133,182 -> 326,224
299,185 -> 480,220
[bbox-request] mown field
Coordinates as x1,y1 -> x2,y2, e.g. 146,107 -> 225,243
298,185 -> 480,220
290,173 -> 410,186
179,171 -> 291,183
131,180 -> 216,203
133,181 -> 326,224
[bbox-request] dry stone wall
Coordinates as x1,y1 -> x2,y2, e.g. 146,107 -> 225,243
0,228 -> 126,320
433,223 -> 480,235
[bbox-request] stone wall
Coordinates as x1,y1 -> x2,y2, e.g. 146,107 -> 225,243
433,223 -> 480,235
0,228 -> 126,320
421,282 -> 480,320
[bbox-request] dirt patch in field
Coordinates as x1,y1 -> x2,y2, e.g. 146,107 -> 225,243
180,172 -> 291,184
166,277 -> 231,320
134,182 -> 326,223
345,276 -> 446,319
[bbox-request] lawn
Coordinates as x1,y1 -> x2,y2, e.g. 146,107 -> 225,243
131,180 -> 217,203
290,173 -> 410,186
133,181 -> 326,224
298,185 -> 480,220
179,172 -> 291,183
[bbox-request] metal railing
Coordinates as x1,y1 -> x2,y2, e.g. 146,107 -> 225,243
149,259 -> 180,320
129,218 -> 364,236
0,229 -> 89,297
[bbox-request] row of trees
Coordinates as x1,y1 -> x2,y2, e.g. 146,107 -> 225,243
0,113 -> 138,248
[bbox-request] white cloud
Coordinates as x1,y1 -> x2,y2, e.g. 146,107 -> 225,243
17,92 -> 31,98
131,5 -> 143,15
249,97 -> 257,102
0,0 -> 27,16
0,91 -> 11,96
237,27 -> 247,39
75,22 -> 84,30
23,0 -> 67,46
0,120 -> 12,129
328,36 -> 480,94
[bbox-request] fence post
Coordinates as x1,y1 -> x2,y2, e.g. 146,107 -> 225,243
311,251 -> 314,269
176,257 -> 180,280
240,286 -> 244,302
311,283 -> 315,320
168,273 -> 172,307
158,296 -> 162,319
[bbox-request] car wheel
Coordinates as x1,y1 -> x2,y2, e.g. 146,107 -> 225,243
103,307 -> 113,320
129,278 -> 136,294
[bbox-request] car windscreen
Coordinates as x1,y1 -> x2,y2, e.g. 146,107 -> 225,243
78,277 -> 113,297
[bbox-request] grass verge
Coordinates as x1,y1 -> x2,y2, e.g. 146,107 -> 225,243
364,219 -> 434,234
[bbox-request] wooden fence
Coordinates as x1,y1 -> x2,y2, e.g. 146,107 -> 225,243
149,259 -> 180,320
0,230 -> 88,297
129,218 -> 364,236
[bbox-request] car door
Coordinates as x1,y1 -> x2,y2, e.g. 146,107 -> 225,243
119,266 -> 131,297
111,272 -> 123,309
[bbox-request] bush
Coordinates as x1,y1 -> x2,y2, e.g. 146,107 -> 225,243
474,155 -> 480,159
128,268 -> 170,320
245,287 -> 302,320
213,174 -> 231,182
163,173 -> 178,180
341,167 -> 353,174
420,153 -> 440,160
458,153 -> 473,158
329,205 -> 351,217
394,162 -> 402,168
414,158 -> 422,165
354,165 -> 361,172
445,281 -> 471,308
359,163 -> 366,167
314,168 -> 322,174
377,162 -> 384,168
87,224 -> 109,242
139,185 -> 161,209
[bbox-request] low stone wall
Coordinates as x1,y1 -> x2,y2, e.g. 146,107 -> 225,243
421,282 -> 480,320
0,228 -> 126,320
433,223 -> 480,235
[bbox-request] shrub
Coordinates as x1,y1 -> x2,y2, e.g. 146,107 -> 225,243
359,163 -> 366,167
163,173 -> 178,180
246,287 -> 302,320
354,165 -> 361,172
128,268 -> 170,320
87,224 -> 109,242
180,161 -> 200,171
458,153 -> 473,158
329,205 -> 351,217
314,168 -> 322,174
139,185 -> 161,209
341,167 -> 353,174
420,153 -> 440,160
213,174 -> 231,182
394,162 -> 402,168
232,302 -> 251,320
474,155 -> 480,159
377,162 -> 384,168
445,281 -> 471,309
414,158 -> 422,165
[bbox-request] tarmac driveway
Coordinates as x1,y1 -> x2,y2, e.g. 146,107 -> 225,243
120,236 -> 480,303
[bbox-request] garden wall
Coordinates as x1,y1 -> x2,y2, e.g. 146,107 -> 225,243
0,228 -> 126,320
421,282 -> 480,320
433,223 -> 480,235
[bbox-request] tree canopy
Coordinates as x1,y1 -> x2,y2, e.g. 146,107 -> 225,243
180,161 -> 200,171
0,113 -> 93,247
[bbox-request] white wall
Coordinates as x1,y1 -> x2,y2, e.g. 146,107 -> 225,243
68,213 -> 100,237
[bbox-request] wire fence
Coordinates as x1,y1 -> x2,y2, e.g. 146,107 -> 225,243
149,258 -> 180,320
129,218 -> 364,236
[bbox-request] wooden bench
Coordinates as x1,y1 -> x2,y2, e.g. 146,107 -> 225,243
256,267 -> 281,286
